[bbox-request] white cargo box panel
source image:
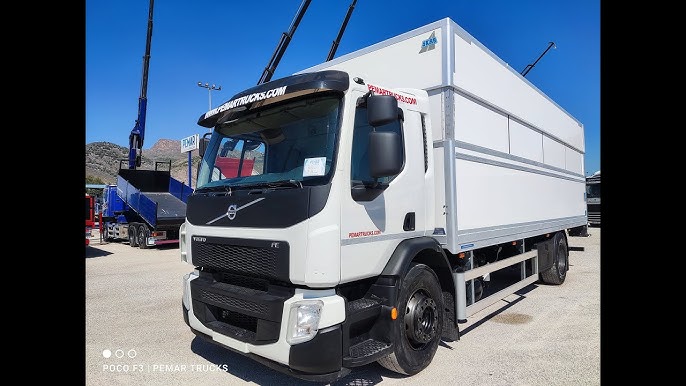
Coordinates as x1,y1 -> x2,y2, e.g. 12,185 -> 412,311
300,18 -> 587,253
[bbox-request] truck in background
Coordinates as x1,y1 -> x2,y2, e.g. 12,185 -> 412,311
586,170 -> 600,226
180,17 -> 587,381
85,194 -> 95,246
101,0 -> 194,248
101,162 -> 193,248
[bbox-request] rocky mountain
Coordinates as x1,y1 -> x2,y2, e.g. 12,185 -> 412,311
85,139 -> 201,186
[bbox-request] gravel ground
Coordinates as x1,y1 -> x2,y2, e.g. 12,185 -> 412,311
85,227 -> 600,385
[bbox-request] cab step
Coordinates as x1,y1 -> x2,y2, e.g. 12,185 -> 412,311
343,338 -> 392,367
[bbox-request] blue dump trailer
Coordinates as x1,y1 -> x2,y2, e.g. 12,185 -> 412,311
101,166 -> 192,248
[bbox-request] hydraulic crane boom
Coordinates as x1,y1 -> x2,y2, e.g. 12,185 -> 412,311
326,0 -> 357,61
257,0 -> 311,85
128,0 -> 154,169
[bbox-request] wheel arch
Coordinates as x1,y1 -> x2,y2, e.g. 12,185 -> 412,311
381,237 -> 459,341
382,237 -> 454,295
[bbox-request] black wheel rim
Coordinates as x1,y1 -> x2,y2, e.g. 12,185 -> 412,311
404,289 -> 438,350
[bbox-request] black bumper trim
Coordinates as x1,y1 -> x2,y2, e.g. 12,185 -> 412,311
289,325 -> 343,374
187,324 -> 351,383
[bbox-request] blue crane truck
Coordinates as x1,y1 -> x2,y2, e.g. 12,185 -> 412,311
100,0 -> 193,249
101,163 -> 192,248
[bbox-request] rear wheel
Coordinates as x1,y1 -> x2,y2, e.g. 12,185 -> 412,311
378,263 -> 443,375
102,225 -> 113,242
128,225 -> 139,247
138,225 -> 149,249
540,232 -> 568,285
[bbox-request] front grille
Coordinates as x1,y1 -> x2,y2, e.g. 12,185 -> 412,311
192,236 -> 289,282
195,244 -> 276,276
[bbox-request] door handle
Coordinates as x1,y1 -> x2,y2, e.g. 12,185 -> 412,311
403,212 -> 415,231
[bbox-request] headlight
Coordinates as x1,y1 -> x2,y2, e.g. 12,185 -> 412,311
286,300 -> 323,345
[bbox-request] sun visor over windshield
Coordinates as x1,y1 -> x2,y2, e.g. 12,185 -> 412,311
197,70 -> 350,128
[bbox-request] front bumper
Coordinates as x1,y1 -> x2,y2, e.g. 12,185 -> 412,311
182,271 -> 348,381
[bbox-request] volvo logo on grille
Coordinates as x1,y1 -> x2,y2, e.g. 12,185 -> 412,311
193,236 -> 206,242
227,204 -> 238,220
206,197 -> 266,225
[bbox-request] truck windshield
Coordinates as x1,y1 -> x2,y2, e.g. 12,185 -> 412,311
196,95 -> 341,190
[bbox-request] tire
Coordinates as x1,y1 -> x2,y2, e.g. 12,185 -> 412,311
128,225 -> 139,247
378,263 -> 443,375
539,232 -> 568,285
102,225 -> 112,242
138,224 -> 149,249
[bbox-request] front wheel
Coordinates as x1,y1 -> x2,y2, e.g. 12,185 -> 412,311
377,263 -> 443,375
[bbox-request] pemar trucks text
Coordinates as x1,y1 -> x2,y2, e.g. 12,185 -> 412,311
180,18 -> 587,382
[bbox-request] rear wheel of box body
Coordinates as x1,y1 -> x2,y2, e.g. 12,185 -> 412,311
128,224 -> 139,247
137,224 -> 149,249
377,263 -> 443,375
539,232 -> 568,285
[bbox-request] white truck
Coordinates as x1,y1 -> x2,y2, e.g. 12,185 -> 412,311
180,17 -> 586,382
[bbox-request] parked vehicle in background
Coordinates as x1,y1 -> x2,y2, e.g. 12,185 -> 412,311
586,171 -> 600,226
85,194 -> 95,246
101,0 -> 193,249
101,162 -> 192,248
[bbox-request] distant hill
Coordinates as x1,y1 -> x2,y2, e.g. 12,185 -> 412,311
85,139 -> 201,186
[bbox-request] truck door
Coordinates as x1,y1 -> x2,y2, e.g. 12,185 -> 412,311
340,95 -> 427,282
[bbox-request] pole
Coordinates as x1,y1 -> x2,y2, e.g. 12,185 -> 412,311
188,151 -> 192,189
197,82 -> 222,110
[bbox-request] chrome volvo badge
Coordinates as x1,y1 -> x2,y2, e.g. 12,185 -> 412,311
227,204 -> 238,220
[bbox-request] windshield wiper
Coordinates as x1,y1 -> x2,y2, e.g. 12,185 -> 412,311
231,179 -> 303,191
194,185 -> 232,195
268,179 -> 303,189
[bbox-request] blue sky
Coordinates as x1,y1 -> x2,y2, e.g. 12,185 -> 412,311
86,0 -> 600,175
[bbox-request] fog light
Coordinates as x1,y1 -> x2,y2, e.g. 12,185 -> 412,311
287,300 -> 323,344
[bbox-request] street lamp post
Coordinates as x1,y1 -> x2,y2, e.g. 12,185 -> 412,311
197,82 -> 222,110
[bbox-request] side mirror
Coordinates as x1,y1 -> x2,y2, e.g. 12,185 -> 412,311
199,133 -> 211,157
369,131 -> 402,178
367,95 -> 398,126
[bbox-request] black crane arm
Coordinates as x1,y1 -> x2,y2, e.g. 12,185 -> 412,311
128,0 -> 154,169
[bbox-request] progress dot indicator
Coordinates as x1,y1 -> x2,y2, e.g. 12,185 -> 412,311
102,349 -> 111,358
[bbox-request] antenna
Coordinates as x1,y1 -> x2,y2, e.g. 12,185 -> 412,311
521,41 -> 556,77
